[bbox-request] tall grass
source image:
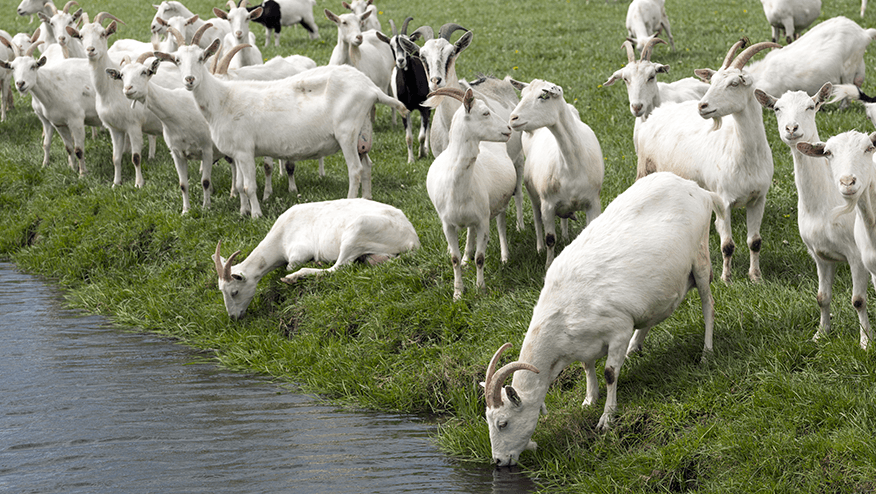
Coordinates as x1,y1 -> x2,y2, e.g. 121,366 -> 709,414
2,0 -> 876,490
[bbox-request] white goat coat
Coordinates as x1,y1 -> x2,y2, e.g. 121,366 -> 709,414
760,0 -> 820,42
748,16 -> 876,96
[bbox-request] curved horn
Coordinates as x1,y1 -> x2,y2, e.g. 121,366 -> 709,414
224,251 -> 240,281
25,40 -> 44,57
721,37 -> 749,69
214,241 -> 225,280
167,26 -> 186,48
136,51 -> 155,64
484,343 -> 512,408
438,22 -> 467,41
401,16 -> 414,36
427,87 -> 467,103
389,19 -> 397,37
489,361 -> 540,408
31,27 -> 41,43
215,43 -> 249,74
621,39 -> 635,63
49,2 -> 58,14
62,1 -> 78,13
640,37 -> 667,61
410,25 -> 433,42
730,41 -> 781,70
191,22 -> 214,47
238,0 -> 248,8
94,12 -> 126,26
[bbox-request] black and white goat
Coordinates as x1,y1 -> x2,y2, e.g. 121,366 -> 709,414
388,17 -> 430,163
246,0 -> 320,46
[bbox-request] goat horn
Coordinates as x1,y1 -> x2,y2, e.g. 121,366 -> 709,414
640,37 -> 666,61
238,0 -> 248,8
401,16 -> 414,36
25,40 -> 43,57
621,39 -> 635,63
136,51 -> 155,64
427,87 -> 468,102
31,27 -> 41,42
438,23 -> 467,41
410,25 -> 433,42
491,361 -> 540,409
224,251 -> 240,281
167,26 -> 186,48
191,22 -> 214,47
94,12 -> 126,26
729,41 -> 781,70
49,2 -> 58,14
214,241 -> 226,280
721,37 -> 749,69
484,343 -> 512,408
215,43 -> 249,75
389,19 -> 397,37
62,1 -> 78,13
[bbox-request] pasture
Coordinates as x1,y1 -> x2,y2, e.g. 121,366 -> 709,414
1,0 -> 876,490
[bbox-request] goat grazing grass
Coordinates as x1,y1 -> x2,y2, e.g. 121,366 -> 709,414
2,0 -> 876,491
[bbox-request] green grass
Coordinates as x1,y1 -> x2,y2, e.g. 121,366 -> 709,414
3,0 -> 876,491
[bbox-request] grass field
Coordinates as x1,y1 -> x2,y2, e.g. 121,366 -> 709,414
2,0 -> 876,491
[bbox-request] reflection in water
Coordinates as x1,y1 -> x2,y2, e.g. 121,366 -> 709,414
0,263 -> 539,493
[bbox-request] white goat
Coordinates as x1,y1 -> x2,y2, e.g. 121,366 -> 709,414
109,51 -> 223,214
636,40 -> 780,283
1,50 -> 99,175
155,29 -> 407,218
213,1 -> 264,70
760,0 -> 820,43
213,198 -> 420,319
482,172 -> 721,467
398,24 -> 526,231
343,0 -> 380,32
625,0 -> 675,51
747,16 -> 876,98
17,0 -> 55,17
69,13 -> 169,188
603,38 -> 708,121
151,1 -> 232,48
0,34 -> 16,122
797,131 -> 876,349
425,87 -> 516,299
38,1 -> 84,58
325,9 -> 393,98
757,83 -> 872,349
509,79 -> 604,269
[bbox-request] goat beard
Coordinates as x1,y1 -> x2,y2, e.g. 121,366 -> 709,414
710,117 -> 722,132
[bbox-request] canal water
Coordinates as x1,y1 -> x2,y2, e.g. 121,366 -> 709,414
0,263 -> 539,493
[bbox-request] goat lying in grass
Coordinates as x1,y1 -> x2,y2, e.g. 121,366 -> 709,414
213,198 -> 420,319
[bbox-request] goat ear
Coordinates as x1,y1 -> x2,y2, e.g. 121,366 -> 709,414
0,60 -> 9,70
815,82 -> 832,109
463,88 -> 475,113
154,51 -> 177,64
249,7 -> 263,20
603,70 -> 622,87
153,4 -> 160,9
105,21 -> 117,37
375,31 -> 390,45
72,8 -> 83,21
38,12 -> 51,24
186,15 -> 199,26
324,9 -> 340,24
398,36 -> 419,57
754,89 -> 776,110
508,78 -> 528,91
796,141 -> 826,157
36,56 -> 48,68
204,38 -> 221,61
342,1 -> 352,10
360,9 -> 372,21
105,68 -> 122,80
656,63 -> 670,74
148,58 -> 161,75
455,30 -> 473,54
66,26 -> 81,39
870,132 -> 876,147
212,8 -> 228,20
505,386 -> 521,407
694,68 -> 714,83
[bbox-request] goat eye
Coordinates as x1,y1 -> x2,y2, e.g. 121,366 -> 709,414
538,93 -> 550,100
231,290 -> 238,297
497,421 -> 508,430
648,76 -> 655,82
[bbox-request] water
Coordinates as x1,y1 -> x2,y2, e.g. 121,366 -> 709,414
0,263 -> 539,493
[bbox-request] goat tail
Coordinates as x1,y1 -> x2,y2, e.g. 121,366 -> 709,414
376,92 -> 410,118
707,191 -> 727,221
867,28 -> 876,41
829,84 -> 876,104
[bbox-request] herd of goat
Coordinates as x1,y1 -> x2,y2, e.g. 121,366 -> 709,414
5,0 -> 876,468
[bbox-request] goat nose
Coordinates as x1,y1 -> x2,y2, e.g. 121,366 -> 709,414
355,35 -> 363,43
698,102 -> 709,111
840,175 -> 857,186
431,76 -> 442,85
124,85 -> 133,92
631,103 -> 643,113
235,30 -> 242,38
786,124 -> 798,133
510,114 -> 518,122
16,81 -> 24,89
185,76 -> 195,84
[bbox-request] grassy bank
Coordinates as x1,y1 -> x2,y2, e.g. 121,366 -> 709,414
2,0 -> 876,491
